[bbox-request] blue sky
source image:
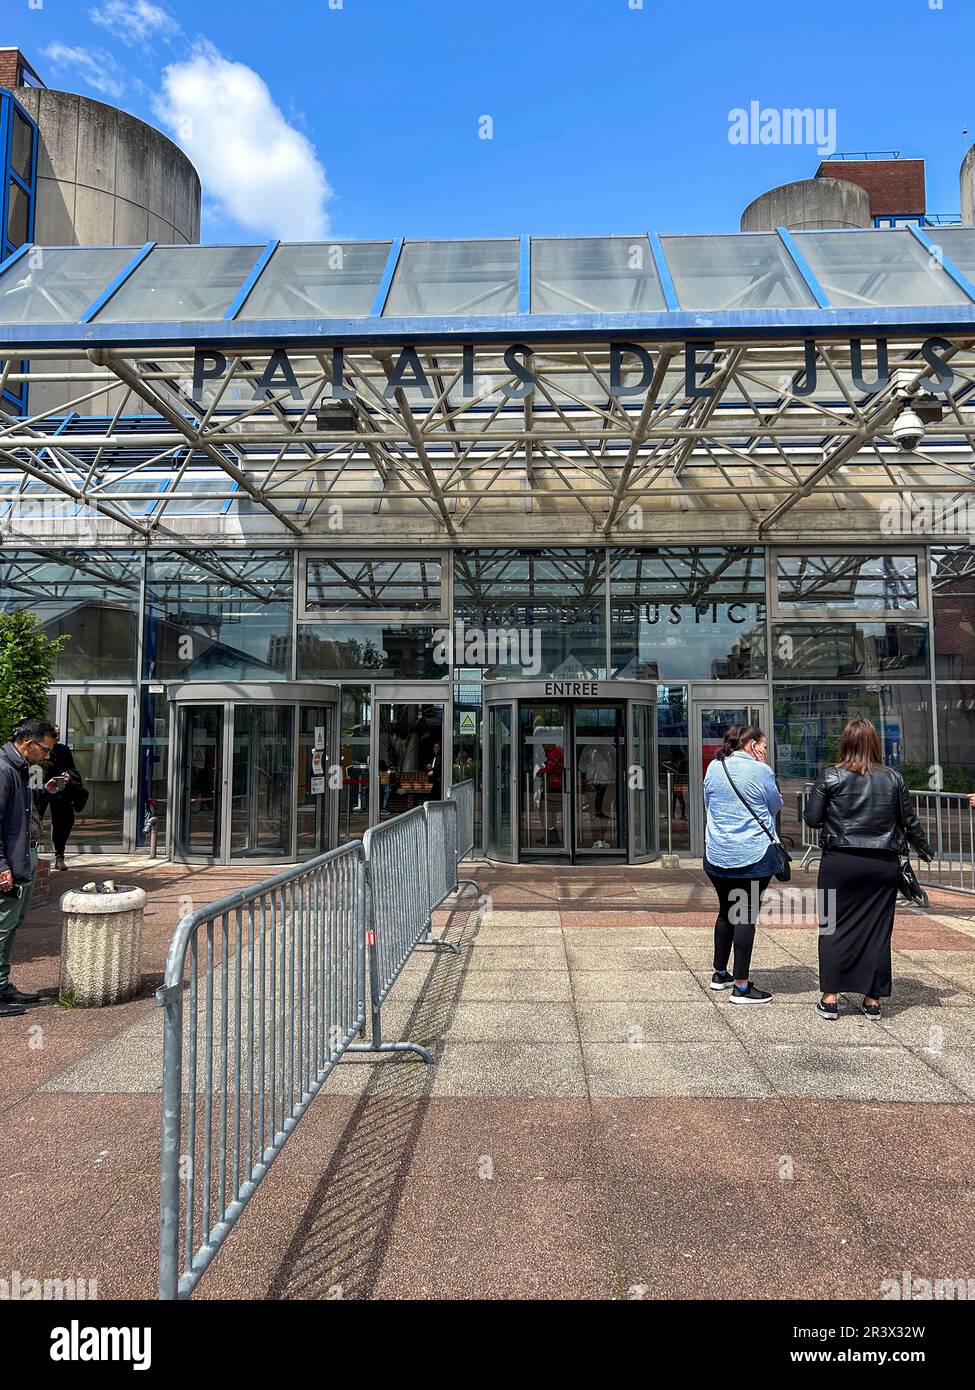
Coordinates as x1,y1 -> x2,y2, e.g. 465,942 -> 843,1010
6,0 -> 974,242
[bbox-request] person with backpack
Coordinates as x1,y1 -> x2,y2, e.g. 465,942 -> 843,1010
803,716 -> 932,1021
703,724 -> 784,1005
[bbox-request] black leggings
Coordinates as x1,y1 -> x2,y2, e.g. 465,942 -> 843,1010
49,799 -> 75,856
707,874 -> 772,980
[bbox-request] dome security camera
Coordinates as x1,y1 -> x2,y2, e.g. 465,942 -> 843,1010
892,405 -> 925,452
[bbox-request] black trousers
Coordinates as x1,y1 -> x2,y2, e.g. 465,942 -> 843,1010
49,798 -> 75,856
707,873 -> 772,980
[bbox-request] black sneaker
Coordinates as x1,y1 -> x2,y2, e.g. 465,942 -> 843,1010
861,1001 -> 882,1020
729,982 -> 773,1005
816,997 -> 839,1021
710,970 -> 735,990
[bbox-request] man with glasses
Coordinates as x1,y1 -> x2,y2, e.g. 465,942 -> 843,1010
0,719 -> 61,1016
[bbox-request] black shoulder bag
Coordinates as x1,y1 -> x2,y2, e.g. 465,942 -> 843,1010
893,777 -> 929,908
719,758 -> 792,882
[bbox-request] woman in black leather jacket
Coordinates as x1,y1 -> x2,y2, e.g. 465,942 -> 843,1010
803,716 -> 932,1021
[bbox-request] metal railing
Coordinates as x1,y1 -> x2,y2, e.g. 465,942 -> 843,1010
158,797 -> 476,1299
796,785 -> 821,869
796,784 -> 975,895
446,778 -> 480,898
357,805 -> 458,1068
157,842 -> 366,1301
909,791 -> 975,896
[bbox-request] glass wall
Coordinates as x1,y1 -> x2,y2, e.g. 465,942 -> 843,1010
931,546 -> 975,680
610,547 -> 766,679
3,542 -> 971,859
296,625 -> 442,680
144,550 -> 293,681
453,548 -> 608,678
773,683 -> 935,847
338,686 -> 371,843
770,623 -> 929,679
0,549 -> 140,679
657,685 -> 690,852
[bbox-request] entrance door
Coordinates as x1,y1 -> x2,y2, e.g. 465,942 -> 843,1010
53,689 -> 136,852
629,702 -> 656,862
174,698 -> 335,863
519,703 -> 570,855
230,704 -> 295,858
485,700 -> 515,861
374,701 -> 445,822
573,705 -> 625,857
689,693 -> 772,855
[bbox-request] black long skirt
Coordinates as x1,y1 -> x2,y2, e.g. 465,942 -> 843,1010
817,848 -> 901,998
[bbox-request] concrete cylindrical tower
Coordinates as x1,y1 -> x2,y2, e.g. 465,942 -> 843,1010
16,88 -> 200,246
740,178 -> 872,232
961,144 -> 975,225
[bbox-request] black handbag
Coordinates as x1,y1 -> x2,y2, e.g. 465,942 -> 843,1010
719,758 -> 792,882
897,857 -> 929,908
893,780 -> 930,907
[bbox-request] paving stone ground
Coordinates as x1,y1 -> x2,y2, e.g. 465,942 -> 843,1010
2,856 -> 974,1300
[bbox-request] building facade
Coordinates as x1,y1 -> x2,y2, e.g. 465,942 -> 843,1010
2,229 -> 975,864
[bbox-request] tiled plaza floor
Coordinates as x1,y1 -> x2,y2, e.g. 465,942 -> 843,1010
2,856 -> 974,1300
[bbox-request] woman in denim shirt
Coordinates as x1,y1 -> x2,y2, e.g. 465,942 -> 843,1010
703,724 -> 783,1005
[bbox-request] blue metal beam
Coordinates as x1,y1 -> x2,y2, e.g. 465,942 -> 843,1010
776,228 -> 832,310
370,237 -> 404,317
0,241 -> 32,278
7,304 -> 975,350
647,232 -> 680,310
907,223 -> 975,305
224,239 -> 279,320
79,242 -> 156,323
519,234 -> 531,314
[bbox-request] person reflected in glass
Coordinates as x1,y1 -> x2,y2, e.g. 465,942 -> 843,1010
427,742 -> 442,799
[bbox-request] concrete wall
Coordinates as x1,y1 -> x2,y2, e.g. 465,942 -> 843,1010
16,88 -> 200,247
741,178 -> 872,232
962,144 -> 975,225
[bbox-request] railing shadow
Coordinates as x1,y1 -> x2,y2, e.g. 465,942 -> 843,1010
260,896 -> 482,1300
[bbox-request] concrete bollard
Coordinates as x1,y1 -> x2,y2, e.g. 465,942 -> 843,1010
59,881 -> 146,1007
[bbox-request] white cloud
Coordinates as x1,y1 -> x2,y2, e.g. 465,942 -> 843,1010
153,43 -> 332,240
90,1 -> 181,48
41,43 -> 124,99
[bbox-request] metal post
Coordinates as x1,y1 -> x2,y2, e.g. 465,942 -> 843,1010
157,982 -> 183,1301
667,771 -> 673,857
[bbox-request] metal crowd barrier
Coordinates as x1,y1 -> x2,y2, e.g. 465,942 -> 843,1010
796,784 -> 821,870
796,784 -> 975,896
357,805 -> 459,1066
446,778 -> 481,898
157,842 -> 366,1301
158,796 -> 478,1299
909,791 -> 975,896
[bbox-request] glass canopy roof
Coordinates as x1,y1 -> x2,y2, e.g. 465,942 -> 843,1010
1,228 -> 975,333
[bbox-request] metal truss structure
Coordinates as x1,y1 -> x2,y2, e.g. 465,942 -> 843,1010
2,335 -> 975,545
2,228 -> 975,546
